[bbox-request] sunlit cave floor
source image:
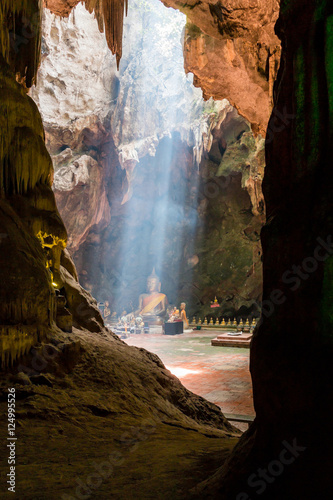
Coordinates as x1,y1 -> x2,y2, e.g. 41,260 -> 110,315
0,328 -> 240,500
125,331 -> 254,429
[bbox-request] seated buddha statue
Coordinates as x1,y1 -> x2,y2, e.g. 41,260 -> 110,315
138,269 -> 167,321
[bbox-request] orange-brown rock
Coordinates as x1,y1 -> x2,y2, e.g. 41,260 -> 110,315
53,154 -> 111,253
43,0 -> 80,17
163,0 -> 281,135
43,0 -> 80,16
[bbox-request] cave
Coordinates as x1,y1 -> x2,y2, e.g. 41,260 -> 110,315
0,1 -> 332,499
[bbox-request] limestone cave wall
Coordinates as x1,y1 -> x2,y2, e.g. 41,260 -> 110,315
44,0 -> 128,65
2,0 -> 332,497
184,1 -> 333,498
0,0 -> 124,367
0,10 -> 236,498
162,0 -> 281,136
31,1 -> 265,320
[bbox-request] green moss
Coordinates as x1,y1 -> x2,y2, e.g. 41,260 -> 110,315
185,22 -> 202,39
314,0 -> 328,22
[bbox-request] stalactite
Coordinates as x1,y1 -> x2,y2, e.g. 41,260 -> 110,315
0,2 -> 69,369
83,0 -> 128,68
3,127 -> 53,195
0,0 -> 42,87
43,1 -> 129,71
0,325 -> 47,369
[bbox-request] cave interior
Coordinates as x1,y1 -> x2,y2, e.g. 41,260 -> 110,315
0,0 -> 332,499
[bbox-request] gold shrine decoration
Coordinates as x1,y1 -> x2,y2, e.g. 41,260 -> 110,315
190,316 -> 258,329
83,0 -> 128,69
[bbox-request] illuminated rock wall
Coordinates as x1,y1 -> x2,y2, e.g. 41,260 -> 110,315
32,1 -> 265,318
162,0 -> 281,136
44,0 -> 128,65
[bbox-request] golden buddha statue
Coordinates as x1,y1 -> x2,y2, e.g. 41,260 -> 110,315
180,302 -> 189,329
138,269 -> 167,321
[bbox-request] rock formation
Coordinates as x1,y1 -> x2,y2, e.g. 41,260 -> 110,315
32,1 -> 265,319
162,0 -> 281,136
187,1 -> 333,498
1,0 -> 332,498
44,0 -> 128,66
0,4 -> 237,498
0,0 -> 42,88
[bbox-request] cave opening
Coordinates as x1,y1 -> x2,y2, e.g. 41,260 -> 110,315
33,0 -> 264,324
1,0 -> 332,499
30,0 -> 261,424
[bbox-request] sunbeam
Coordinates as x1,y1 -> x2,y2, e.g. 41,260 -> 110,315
109,0 -> 202,317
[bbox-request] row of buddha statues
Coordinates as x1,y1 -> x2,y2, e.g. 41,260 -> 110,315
191,317 -> 258,328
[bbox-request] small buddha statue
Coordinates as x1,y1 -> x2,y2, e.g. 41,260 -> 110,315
138,268 -> 167,320
180,302 -> 189,329
168,307 -> 180,322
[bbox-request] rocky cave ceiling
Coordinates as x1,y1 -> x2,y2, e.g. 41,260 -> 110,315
0,1 -> 128,89
44,0 -> 128,67
0,0 -> 282,135
41,0 -> 281,135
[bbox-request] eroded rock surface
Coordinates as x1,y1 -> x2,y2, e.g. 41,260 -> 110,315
44,0 -> 128,65
162,0 -> 281,135
32,1 -> 265,319
0,326 -> 239,499
0,8 -> 240,497
54,154 -> 111,252
0,5 -> 111,366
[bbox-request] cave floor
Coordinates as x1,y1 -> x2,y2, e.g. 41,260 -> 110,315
0,328 -> 240,499
124,330 -> 254,426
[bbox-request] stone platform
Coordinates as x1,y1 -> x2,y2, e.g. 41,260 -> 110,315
211,332 -> 252,348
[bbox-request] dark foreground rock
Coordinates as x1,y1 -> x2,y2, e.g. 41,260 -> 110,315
0,326 -> 239,499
